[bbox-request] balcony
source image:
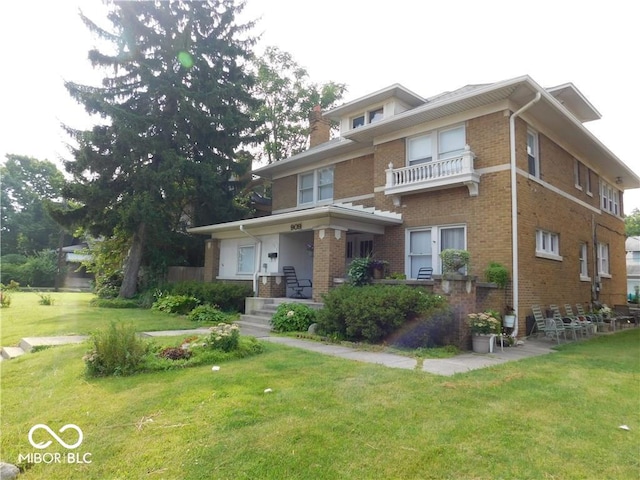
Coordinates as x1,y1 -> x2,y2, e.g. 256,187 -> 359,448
384,145 -> 480,203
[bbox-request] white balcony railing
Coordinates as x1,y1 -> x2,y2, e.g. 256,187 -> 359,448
385,145 -> 480,201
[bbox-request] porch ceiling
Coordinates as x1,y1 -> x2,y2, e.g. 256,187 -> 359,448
187,204 -> 403,238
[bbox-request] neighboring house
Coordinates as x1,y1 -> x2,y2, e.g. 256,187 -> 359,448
626,236 -> 640,299
61,243 -> 93,290
188,75 -> 639,334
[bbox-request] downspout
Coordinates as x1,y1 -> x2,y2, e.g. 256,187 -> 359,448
509,92 -> 541,337
239,225 -> 262,297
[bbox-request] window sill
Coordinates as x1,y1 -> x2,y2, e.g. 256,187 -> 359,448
598,273 -> 612,279
580,276 -> 591,282
535,251 -> 563,262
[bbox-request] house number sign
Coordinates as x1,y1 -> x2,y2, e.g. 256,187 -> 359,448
290,223 -> 302,231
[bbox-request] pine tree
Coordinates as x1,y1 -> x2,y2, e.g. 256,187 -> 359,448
58,0 -> 262,297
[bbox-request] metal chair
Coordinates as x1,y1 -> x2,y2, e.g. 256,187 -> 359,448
549,304 -> 581,340
417,267 -> 433,280
282,266 -> 312,298
564,304 -> 593,337
531,305 -> 566,344
576,303 -> 607,332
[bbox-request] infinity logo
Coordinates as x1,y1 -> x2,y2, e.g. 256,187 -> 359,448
28,424 -> 83,450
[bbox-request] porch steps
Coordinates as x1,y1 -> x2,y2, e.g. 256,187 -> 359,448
238,298 -> 323,338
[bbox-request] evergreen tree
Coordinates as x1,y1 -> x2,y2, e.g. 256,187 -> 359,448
56,0 -> 261,297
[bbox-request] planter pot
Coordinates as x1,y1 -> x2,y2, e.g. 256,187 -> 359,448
503,314 -> 516,328
471,334 -> 492,354
372,268 -> 384,279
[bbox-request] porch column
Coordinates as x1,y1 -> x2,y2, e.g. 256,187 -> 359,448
203,238 -> 220,282
312,227 -> 347,301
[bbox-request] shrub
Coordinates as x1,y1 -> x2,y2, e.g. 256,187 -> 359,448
164,281 -> 252,312
484,262 -> 509,288
0,292 -> 11,308
84,323 -> 149,377
187,304 -> 230,323
90,298 -> 141,309
36,292 -> 55,305
1,251 -> 60,287
347,257 -> 373,286
271,302 -> 317,332
440,249 -> 470,274
152,294 -> 200,314
390,310 -> 458,349
208,323 -> 240,352
317,284 -> 448,343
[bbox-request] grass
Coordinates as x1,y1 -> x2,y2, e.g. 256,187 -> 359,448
0,294 -> 638,479
0,292 -> 208,346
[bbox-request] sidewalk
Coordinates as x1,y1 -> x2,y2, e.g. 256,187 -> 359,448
1,326 -> 557,376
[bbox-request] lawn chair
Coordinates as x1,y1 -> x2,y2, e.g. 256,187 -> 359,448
531,305 -> 566,344
417,267 -> 433,280
282,266 -> 312,299
564,304 -> 593,337
575,303 -> 606,333
549,304 -> 581,340
613,305 -> 636,329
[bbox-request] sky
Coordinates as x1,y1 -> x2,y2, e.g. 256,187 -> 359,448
1,0 -> 638,213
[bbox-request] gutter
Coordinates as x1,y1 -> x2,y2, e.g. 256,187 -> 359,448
509,92 -> 541,337
239,225 -> 262,297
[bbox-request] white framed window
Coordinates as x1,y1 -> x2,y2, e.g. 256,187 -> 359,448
574,159 -> 583,190
298,167 -> 334,206
237,245 -> 255,274
351,106 -> 384,130
600,181 -> 620,216
406,224 -> 466,278
351,115 -> 365,129
536,229 -> 561,260
527,129 -> 540,178
579,243 -> 589,280
585,168 -> 592,196
598,243 -> 610,276
407,125 -> 465,166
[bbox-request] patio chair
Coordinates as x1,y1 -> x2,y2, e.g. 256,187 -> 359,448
282,266 -> 312,299
575,304 -> 606,332
613,305 -> 636,329
417,267 -> 433,280
549,304 -> 581,340
531,305 -> 566,344
564,304 -> 593,337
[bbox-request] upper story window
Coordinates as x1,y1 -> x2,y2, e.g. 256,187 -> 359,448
585,168 -> 592,195
579,243 -> 589,280
600,181 -> 620,216
298,167 -> 334,206
351,106 -> 384,130
598,243 -> 610,276
536,229 -> 561,260
407,125 -> 465,166
527,129 -> 540,178
574,159 -> 583,190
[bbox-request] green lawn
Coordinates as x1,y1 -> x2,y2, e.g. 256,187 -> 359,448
0,292 -> 206,346
1,294 -> 638,479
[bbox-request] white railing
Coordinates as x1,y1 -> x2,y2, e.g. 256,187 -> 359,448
385,145 -> 476,190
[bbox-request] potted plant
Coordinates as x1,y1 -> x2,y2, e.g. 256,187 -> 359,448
369,259 -> 389,279
440,249 -> 470,275
503,305 -> 516,328
467,310 -> 501,353
484,262 -> 509,288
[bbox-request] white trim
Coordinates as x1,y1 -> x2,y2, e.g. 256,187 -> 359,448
535,252 -> 563,262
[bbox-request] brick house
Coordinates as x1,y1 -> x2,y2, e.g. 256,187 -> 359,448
189,75 -> 639,335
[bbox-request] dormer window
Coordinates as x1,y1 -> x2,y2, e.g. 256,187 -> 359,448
369,108 -> 384,124
351,107 -> 384,130
352,115 -> 365,129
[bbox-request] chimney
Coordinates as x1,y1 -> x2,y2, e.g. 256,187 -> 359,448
309,105 -> 331,148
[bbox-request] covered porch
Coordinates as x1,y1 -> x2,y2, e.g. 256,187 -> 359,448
188,203 -> 403,301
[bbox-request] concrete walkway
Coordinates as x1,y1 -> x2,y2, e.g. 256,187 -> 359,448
0,327 -> 558,376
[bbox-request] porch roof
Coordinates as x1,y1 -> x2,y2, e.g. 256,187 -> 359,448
187,203 -> 403,238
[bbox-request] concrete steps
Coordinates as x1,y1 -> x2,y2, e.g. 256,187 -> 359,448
238,298 -> 323,338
